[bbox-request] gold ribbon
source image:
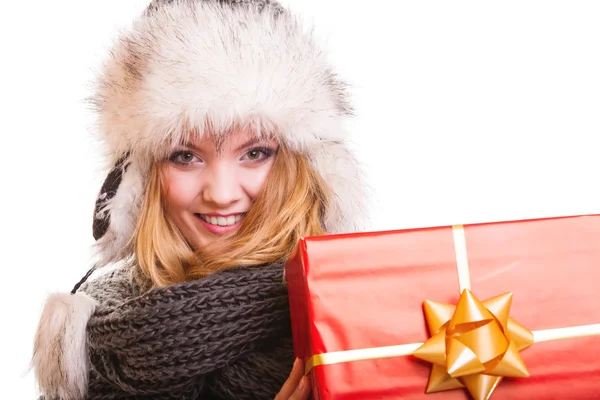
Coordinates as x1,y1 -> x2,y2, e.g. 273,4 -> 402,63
411,225 -> 533,399
305,225 -> 600,399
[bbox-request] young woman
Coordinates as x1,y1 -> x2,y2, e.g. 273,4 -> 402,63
32,0 -> 369,399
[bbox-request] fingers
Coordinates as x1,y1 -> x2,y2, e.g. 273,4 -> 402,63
275,358 -> 310,400
288,375 -> 310,400
275,358 -> 304,399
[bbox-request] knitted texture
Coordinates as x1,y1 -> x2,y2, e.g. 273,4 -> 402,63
78,263 -> 294,399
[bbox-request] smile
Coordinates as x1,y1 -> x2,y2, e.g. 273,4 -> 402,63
195,213 -> 245,227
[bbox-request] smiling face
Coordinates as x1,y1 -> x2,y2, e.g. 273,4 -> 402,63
162,128 -> 279,250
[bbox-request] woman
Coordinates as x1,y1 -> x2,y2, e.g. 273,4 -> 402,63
32,0 -> 369,399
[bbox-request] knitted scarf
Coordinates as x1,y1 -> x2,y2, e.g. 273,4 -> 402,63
75,262 -> 294,399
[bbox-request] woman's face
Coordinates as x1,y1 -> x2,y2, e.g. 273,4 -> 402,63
163,129 -> 278,249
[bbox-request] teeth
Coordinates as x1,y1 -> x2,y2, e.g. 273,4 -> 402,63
199,214 -> 244,227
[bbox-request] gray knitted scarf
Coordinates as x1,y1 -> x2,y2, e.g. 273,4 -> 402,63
74,262 -> 294,399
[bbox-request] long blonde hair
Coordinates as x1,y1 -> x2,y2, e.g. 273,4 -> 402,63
133,144 -> 331,287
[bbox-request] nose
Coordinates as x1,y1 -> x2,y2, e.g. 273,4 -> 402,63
202,164 -> 241,207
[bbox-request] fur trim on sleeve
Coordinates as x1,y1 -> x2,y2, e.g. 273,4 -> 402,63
32,292 -> 97,400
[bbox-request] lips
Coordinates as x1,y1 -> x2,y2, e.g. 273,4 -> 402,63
195,213 -> 245,227
194,213 -> 246,235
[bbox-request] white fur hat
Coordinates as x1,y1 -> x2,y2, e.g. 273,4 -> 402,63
91,0 -> 370,266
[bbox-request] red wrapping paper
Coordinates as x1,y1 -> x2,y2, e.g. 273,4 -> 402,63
285,214 -> 600,399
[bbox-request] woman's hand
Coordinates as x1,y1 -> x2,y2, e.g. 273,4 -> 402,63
274,358 -> 311,400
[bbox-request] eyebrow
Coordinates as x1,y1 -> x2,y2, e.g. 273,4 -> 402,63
182,136 -> 275,154
235,137 -> 273,151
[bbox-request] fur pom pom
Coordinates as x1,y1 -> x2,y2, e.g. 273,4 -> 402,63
32,292 -> 98,400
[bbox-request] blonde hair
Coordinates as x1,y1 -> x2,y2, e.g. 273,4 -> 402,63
133,144 -> 331,287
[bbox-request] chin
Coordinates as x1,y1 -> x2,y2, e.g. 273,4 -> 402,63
188,234 -> 216,250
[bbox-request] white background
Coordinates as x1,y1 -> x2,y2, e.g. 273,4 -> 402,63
1,0 -> 599,398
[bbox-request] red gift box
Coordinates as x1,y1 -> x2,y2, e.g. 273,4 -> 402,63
285,214 -> 600,399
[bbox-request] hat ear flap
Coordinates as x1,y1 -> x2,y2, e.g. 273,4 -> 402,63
92,154 -> 130,241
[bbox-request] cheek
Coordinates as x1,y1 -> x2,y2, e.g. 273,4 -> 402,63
163,168 -> 201,212
241,165 -> 272,199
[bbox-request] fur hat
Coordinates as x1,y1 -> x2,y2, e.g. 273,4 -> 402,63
90,0 -> 370,267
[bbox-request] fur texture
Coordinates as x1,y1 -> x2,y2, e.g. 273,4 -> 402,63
90,0 -> 369,265
32,293 -> 97,400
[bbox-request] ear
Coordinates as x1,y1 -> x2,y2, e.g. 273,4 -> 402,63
32,292 -> 98,400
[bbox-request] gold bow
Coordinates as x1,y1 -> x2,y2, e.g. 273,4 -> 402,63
412,289 -> 534,400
